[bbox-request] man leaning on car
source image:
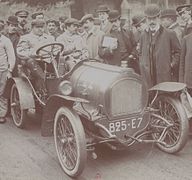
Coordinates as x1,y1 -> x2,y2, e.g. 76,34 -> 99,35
17,19 -> 54,95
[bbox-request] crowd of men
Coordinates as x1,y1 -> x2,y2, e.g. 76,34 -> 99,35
0,3 -> 192,122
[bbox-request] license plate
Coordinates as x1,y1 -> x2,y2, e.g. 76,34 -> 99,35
108,117 -> 143,133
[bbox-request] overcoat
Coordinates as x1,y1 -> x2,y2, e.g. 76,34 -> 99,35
139,26 -> 181,88
179,33 -> 192,88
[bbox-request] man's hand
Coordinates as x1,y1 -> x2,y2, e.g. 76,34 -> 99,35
7,71 -> 12,79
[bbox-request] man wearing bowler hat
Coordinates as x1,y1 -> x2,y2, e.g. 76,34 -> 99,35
99,10 -> 137,67
139,4 -> 181,88
96,5 -> 112,34
5,16 -> 20,50
15,10 -> 30,35
132,14 -> 147,43
161,8 -> 182,43
176,4 -> 192,36
80,14 -> 104,59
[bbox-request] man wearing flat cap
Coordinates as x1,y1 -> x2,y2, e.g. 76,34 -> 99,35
160,8 -> 182,43
15,10 -> 30,35
139,4 -> 181,88
57,18 -> 88,65
176,4 -> 192,36
80,14 -> 104,59
96,5 -> 112,34
0,20 -> 15,122
17,19 -> 54,94
99,10 -> 137,67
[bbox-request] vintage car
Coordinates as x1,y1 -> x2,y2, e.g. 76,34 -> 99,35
4,43 -> 189,177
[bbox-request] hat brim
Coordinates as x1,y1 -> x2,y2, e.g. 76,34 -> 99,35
109,15 -> 121,22
146,13 -> 160,18
81,17 -> 94,24
160,14 -> 178,18
96,9 -> 109,13
176,4 -> 191,12
132,17 -> 145,27
7,20 -> 18,25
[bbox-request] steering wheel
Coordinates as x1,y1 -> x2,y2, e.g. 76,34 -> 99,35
36,43 -> 64,63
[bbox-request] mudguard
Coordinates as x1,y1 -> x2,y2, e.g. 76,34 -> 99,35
4,77 -> 35,110
41,94 -> 89,137
149,82 -> 186,92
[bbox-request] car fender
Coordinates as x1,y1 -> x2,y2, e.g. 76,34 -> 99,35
149,82 -> 186,92
41,94 -> 89,137
4,77 -> 35,110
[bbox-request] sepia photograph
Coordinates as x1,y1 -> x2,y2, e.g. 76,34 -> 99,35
0,0 -> 192,179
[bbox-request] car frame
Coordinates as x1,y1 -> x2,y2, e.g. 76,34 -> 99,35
4,43 -> 190,177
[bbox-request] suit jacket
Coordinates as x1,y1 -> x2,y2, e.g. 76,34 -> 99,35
179,33 -> 192,88
139,26 -> 181,88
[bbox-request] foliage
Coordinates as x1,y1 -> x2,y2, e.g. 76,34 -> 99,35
0,0 -> 68,7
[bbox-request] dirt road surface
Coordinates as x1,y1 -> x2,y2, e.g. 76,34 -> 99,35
0,115 -> 192,180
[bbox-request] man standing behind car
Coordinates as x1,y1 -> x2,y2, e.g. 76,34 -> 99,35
0,20 -> 15,123
17,19 -> 54,95
80,14 -> 104,59
15,10 -> 30,35
160,8 -> 183,43
99,10 -> 137,67
57,18 -> 88,68
176,4 -> 192,36
139,4 -> 181,88
96,5 -> 112,34
46,19 -> 61,40
4,16 -> 20,76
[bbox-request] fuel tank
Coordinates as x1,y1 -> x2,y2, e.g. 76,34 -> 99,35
70,62 -> 148,118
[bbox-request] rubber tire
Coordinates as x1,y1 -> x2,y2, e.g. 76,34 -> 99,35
54,106 -> 87,177
10,84 -> 28,128
152,95 -> 189,154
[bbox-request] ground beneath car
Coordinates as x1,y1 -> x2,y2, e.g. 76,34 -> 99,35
0,114 -> 192,180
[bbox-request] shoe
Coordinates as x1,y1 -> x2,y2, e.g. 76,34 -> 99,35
0,117 -> 6,123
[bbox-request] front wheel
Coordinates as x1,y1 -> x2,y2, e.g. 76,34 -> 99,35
10,84 -> 28,128
54,107 -> 87,177
151,95 -> 189,154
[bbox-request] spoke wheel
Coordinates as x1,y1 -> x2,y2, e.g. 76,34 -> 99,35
54,107 -> 87,177
10,84 -> 27,128
151,95 -> 189,154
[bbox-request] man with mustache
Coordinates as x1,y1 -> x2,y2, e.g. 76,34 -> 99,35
139,4 -> 181,88
15,10 -> 30,35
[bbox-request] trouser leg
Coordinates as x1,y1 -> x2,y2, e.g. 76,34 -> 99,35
25,58 -> 47,93
0,70 -> 8,117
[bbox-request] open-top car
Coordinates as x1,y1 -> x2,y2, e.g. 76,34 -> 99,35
4,43 -> 190,177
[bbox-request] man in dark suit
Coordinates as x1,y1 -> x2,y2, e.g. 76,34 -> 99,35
139,4 -> 181,88
179,25 -> 192,94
